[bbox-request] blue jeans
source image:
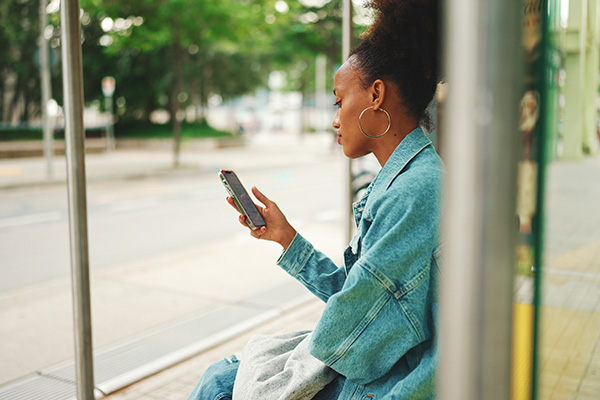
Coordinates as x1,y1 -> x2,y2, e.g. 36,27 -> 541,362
187,355 -> 345,400
187,355 -> 239,400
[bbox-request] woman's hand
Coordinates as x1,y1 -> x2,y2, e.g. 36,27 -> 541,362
226,186 -> 297,250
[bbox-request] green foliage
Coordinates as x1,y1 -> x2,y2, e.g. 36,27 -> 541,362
0,0 -> 47,122
2,0 -> 368,126
114,121 -> 232,138
78,0 -> 275,122
0,121 -> 230,140
0,128 -> 46,141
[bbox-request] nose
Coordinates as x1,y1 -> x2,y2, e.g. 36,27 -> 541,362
332,110 -> 340,130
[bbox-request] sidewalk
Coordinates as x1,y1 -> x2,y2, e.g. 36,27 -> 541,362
537,155 -> 600,400
0,132 -> 338,190
104,298 -> 327,400
97,154 -> 600,400
102,153 -> 600,400
0,138 -> 598,399
0,132 -> 343,399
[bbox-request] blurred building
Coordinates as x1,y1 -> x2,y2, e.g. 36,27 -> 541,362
551,0 -> 599,160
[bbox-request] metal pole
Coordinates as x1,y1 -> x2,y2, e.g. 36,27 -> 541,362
40,0 -> 53,178
102,76 -> 116,152
60,0 -> 95,398
439,0 -> 522,399
316,54 -> 326,131
105,94 -> 115,151
342,0 -> 353,243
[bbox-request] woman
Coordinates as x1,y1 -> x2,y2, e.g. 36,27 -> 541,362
189,0 -> 441,398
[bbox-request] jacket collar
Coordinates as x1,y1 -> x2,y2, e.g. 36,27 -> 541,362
373,127 -> 432,191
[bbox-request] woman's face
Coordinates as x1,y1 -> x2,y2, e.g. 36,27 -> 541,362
332,59 -> 374,159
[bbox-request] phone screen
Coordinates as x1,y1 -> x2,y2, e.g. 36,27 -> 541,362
219,170 -> 266,229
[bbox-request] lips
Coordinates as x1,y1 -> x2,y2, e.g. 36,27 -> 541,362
336,134 -> 342,145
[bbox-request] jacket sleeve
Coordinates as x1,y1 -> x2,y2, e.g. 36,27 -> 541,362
277,233 -> 348,303
307,173 -> 441,384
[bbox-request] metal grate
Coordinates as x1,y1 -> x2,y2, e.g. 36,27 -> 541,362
0,374 -> 75,400
0,281 -> 312,399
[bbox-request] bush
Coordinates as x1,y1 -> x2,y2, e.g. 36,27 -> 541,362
115,121 -> 233,139
0,121 -> 232,141
0,128 -> 45,141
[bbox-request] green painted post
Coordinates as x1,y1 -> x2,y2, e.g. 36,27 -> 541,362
531,0 -> 552,396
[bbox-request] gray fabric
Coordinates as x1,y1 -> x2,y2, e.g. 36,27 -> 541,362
232,330 -> 338,400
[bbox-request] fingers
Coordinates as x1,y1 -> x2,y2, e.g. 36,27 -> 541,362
251,226 -> 267,239
238,214 -> 249,228
226,196 -> 240,213
239,215 -> 267,239
227,189 -> 272,240
251,186 -> 272,207
231,198 -> 264,234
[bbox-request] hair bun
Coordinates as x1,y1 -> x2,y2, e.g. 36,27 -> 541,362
352,0 -> 440,126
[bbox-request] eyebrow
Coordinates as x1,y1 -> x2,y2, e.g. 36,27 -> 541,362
333,89 -> 337,96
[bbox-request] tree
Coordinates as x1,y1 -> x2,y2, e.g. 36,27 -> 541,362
81,0 -> 277,166
1,0 -> 367,150
0,0 -> 46,123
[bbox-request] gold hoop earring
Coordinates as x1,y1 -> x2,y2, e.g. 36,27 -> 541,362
358,106 -> 391,139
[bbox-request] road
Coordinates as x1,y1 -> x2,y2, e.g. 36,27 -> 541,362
0,158 -> 344,295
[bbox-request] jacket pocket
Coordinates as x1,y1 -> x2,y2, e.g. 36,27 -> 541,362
343,234 -> 361,275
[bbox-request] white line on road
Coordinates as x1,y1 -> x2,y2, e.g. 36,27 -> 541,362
0,211 -> 62,229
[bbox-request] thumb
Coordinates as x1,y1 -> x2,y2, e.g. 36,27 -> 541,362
252,186 -> 273,207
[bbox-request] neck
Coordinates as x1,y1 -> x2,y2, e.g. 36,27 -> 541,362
372,119 -> 418,166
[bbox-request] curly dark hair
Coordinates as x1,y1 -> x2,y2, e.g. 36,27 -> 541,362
350,0 -> 440,126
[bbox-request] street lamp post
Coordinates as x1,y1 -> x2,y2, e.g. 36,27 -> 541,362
40,0 -> 53,178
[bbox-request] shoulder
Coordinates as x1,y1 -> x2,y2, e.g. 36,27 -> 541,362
378,144 -> 443,207
395,145 -> 442,186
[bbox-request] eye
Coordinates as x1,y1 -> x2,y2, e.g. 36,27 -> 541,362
333,100 -> 341,108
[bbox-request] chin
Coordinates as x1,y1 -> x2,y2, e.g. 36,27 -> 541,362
343,147 -> 369,159
342,147 -> 355,158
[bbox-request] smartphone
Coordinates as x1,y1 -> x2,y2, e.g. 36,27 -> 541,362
218,170 -> 266,230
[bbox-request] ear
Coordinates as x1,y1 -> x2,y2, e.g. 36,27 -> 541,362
370,79 -> 386,110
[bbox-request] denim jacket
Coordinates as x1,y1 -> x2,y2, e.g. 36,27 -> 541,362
277,127 -> 442,399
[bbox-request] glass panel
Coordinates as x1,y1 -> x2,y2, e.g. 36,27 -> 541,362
537,0 -> 600,398
533,1 -> 600,399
